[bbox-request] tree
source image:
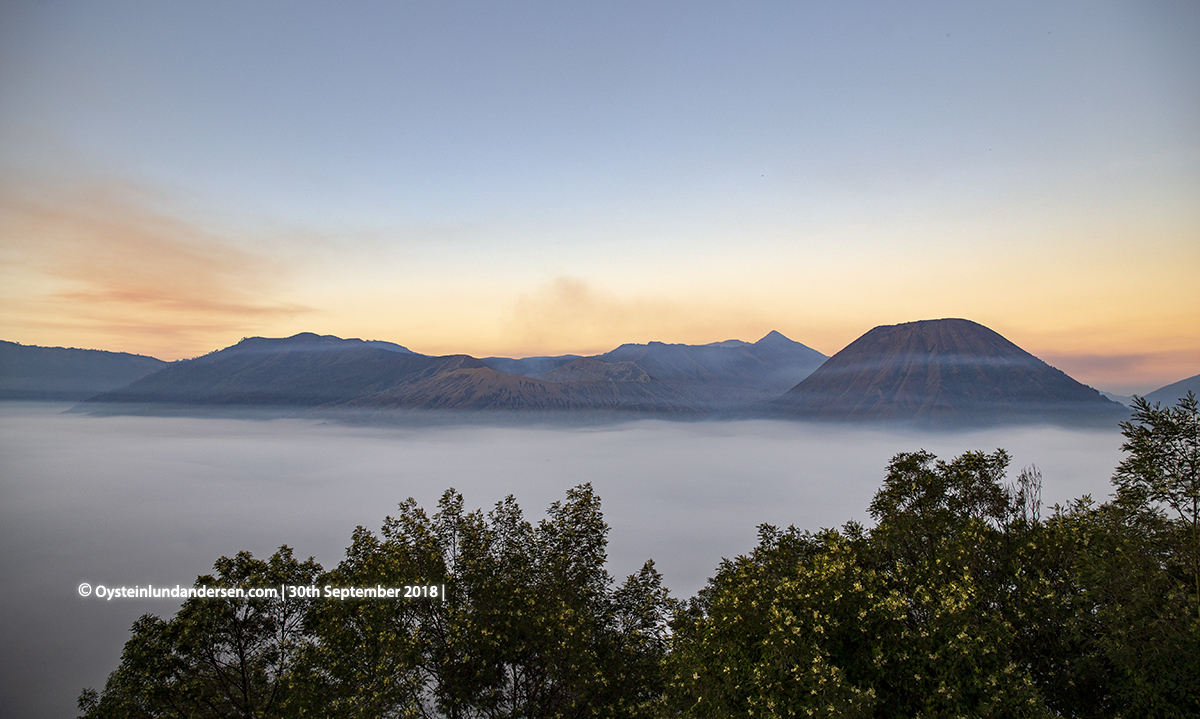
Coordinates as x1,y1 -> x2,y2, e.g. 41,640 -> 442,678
1114,391 -> 1200,618
864,450 -> 1050,718
431,484 -> 672,718
298,522 -> 437,717
666,450 -> 1056,718
302,483 -> 675,717
665,524 -> 886,718
1046,391 -> 1200,717
83,486 -> 675,718
78,547 -> 322,719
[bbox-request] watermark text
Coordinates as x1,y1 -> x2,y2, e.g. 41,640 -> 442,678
77,583 -> 445,601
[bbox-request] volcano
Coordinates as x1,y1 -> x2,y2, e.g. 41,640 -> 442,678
770,318 -> 1126,424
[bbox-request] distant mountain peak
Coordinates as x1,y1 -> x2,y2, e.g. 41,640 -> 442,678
221,333 -> 413,356
755,330 -> 802,347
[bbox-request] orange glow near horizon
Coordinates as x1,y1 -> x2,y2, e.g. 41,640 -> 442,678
3,2 -> 1198,401
1,179 -> 1196,395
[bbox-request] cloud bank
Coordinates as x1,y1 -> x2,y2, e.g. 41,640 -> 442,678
0,179 -> 308,358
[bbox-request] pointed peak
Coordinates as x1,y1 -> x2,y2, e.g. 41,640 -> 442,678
755,330 -> 798,346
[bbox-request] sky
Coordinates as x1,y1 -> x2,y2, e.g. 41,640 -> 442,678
0,0 -> 1196,395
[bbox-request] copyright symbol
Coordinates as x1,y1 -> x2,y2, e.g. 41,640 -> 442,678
78,583 -> 92,597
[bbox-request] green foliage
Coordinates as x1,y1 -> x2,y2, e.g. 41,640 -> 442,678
666,395 -> 1200,718
1048,497 -> 1200,717
78,547 -> 322,718
1050,391 -> 1200,717
666,525 -> 886,718
1114,391 -> 1200,621
81,397 -> 1200,717
297,522 -> 434,717
1114,392 -> 1200,525
80,484 -> 673,719
667,451 -> 1053,718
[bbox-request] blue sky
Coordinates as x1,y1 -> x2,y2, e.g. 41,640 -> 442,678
1,1 -> 1197,393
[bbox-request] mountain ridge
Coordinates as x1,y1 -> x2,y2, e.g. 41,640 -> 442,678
83,333 -> 700,414
0,340 -> 167,400
4,321 -> 1160,426
1144,373 -> 1200,406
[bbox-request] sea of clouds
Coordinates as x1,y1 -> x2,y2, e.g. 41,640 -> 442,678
0,402 -> 1126,717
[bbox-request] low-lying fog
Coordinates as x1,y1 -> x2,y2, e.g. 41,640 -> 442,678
1,402 -> 1127,718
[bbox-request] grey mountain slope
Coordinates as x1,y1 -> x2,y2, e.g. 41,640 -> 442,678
0,340 -> 167,400
78,331 -> 827,415
341,364 -> 694,413
534,358 -> 651,383
482,355 -> 581,376
1099,390 -> 1134,407
594,331 -> 828,407
84,333 -> 697,413
89,338 -> 442,406
480,331 -> 828,409
1144,373 -> 1200,406
208,332 -> 414,357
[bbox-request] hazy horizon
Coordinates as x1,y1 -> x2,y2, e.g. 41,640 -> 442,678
1,2 -> 1196,395
6,321 -> 1193,400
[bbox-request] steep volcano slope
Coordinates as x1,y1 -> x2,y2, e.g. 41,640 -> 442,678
0,340 -> 166,400
771,319 -> 1126,423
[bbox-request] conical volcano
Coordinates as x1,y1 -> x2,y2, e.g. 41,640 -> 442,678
771,318 -> 1125,424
